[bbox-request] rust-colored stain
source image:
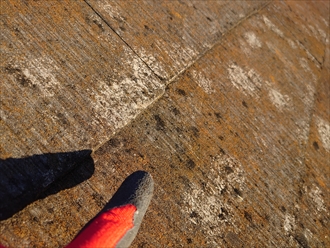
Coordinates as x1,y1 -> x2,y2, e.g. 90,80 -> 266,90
0,0 -> 329,247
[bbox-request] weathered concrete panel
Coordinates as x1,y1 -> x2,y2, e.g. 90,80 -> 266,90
1,0 -> 164,159
87,0 -> 268,79
0,0 -> 329,247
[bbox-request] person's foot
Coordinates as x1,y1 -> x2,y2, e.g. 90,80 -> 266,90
66,171 -> 154,248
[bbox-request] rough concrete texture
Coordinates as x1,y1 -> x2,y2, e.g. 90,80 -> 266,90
0,0 -> 329,247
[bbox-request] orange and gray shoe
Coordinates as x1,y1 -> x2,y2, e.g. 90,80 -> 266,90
66,171 -> 154,248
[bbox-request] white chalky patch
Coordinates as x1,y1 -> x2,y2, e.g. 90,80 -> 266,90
307,24 -> 326,42
91,58 -> 163,131
268,88 -> 291,110
316,25 -> 327,43
171,42 -> 198,68
283,213 -> 296,233
191,70 -> 214,94
299,58 -> 311,72
316,117 -> 330,151
244,31 -> 262,48
305,228 -> 313,240
301,24 -> 312,37
103,4 -> 125,22
308,25 -> 318,37
286,38 -> 297,49
295,120 -> 310,146
184,46 -> 199,60
227,63 -> 263,96
22,57 -> 60,97
321,17 -> 329,27
239,38 -> 251,56
299,58 -> 317,84
209,155 -> 246,195
262,16 -> 284,37
265,41 -> 277,54
139,48 -> 168,79
309,185 -> 327,212
182,154 -> 245,240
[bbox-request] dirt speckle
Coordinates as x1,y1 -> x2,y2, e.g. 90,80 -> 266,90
190,126 -> 199,137
294,233 -> 310,248
244,211 -> 253,223
5,65 -> 34,88
154,114 -> 165,130
186,159 -> 196,169
108,138 -> 120,148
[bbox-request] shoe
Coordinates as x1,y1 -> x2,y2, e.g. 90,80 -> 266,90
66,170 -> 154,248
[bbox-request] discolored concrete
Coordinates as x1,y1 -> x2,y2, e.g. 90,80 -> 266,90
0,0 -> 329,247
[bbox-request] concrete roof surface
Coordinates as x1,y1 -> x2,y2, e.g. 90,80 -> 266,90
0,0 -> 329,247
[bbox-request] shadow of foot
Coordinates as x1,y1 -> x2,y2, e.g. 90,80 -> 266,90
0,150 -> 94,220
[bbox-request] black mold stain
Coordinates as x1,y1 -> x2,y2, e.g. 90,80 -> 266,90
186,159 -> 196,169
125,148 -> 133,154
244,211 -> 253,223
190,211 -> 199,218
214,112 -> 222,121
294,233 -> 310,248
5,64 -> 34,88
179,175 -> 191,189
109,138 -> 120,148
206,16 -> 213,22
234,188 -> 242,197
218,213 -> 225,220
190,126 -> 200,138
138,242 -> 147,248
93,19 -> 105,32
177,88 -> 187,96
154,114 -> 165,130
225,166 -> 234,174
56,113 -> 69,126
92,192 -> 105,208
242,100 -> 248,108
220,185 -> 227,195
220,148 -> 226,155
172,107 -> 181,116
218,207 -> 228,220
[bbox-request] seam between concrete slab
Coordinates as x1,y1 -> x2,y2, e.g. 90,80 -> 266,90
301,38 -> 329,166
271,5 -> 329,169
271,6 -> 324,67
86,1 -> 271,154
83,0 -> 166,82
163,2 -> 271,88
